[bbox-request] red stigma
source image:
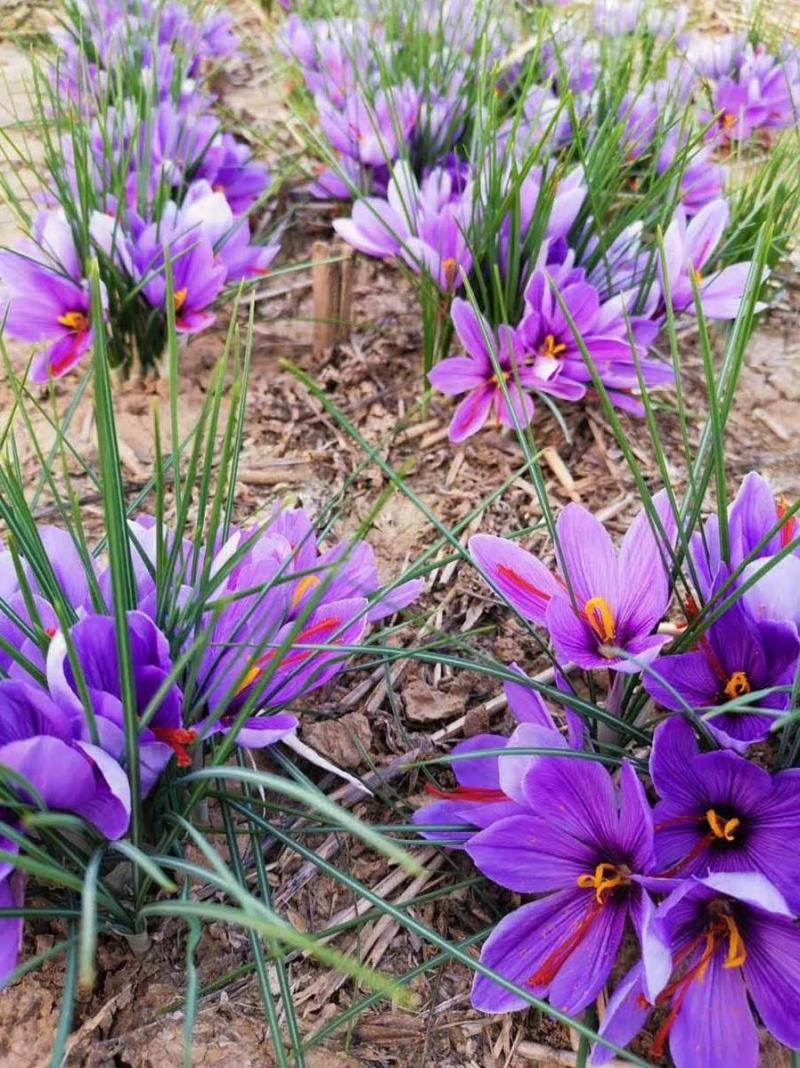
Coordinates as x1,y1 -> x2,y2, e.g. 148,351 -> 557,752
777,496 -> 796,549
528,898 -> 604,988
424,784 -> 507,803
495,564 -> 554,607
151,727 -> 197,767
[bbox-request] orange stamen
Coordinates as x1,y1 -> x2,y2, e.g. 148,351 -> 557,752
706,808 -> 740,842
173,287 -> 188,312
57,310 -> 89,332
442,257 -> 458,288
584,596 -> 616,644
540,334 -> 567,360
151,726 -> 197,767
290,574 -> 321,610
723,671 -> 751,700
576,861 -> 627,904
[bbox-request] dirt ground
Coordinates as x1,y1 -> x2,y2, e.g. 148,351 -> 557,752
1,1 -> 799,1066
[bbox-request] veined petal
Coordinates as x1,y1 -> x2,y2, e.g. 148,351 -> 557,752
468,534 -> 562,624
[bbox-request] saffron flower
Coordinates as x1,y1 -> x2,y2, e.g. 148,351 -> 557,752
650,718 -> 800,908
690,471 -> 800,619
0,210 -> 99,382
412,664 -> 585,844
659,198 -> 765,320
428,301 -> 540,442
333,162 -> 472,291
133,216 -> 227,333
643,576 -> 800,749
468,758 -> 669,1016
46,612 -> 188,794
469,492 -> 676,672
593,873 -> 800,1068
0,679 -> 131,986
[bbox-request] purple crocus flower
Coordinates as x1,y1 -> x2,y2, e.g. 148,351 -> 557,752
690,471 -> 800,618
0,210 -> 98,382
0,679 -> 130,986
179,181 -> 280,281
470,492 -> 676,672
413,663 -> 585,844
660,199 -> 765,320
643,575 -> 800,749
649,717 -> 800,907
318,83 -> 419,167
333,162 -> 472,292
516,265 -> 672,414
428,301 -> 540,442
133,216 -> 227,333
197,133 -> 271,215
468,758 -> 669,1016
46,612 -> 187,794
592,873 -> 800,1068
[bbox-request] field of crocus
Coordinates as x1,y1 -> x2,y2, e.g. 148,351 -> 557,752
0,0 -> 799,1064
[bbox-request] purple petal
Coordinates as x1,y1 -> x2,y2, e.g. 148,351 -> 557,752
554,504 -> 619,606
468,534 -> 562,624
448,385 -> 494,442
742,908 -> 800,1050
668,945 -> 758,1068
590,963 -> 650,1067
428,356 -> 488,396
467,812 -> 595,893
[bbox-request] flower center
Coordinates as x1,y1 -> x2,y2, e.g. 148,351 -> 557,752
526,861 -> 628,989
540,333 -> 567,360
706,807 -> 740,842
576,861 -> 628,904
723,671 -> 751,700
151,726 -> 197,767
583,596 -> 616,644
57,310 -> 89,332
290,574 -> 321,610
722,111 -> 736,130
173,287 -> 188,312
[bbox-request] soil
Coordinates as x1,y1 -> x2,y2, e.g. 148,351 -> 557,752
0,1 -> 799,1066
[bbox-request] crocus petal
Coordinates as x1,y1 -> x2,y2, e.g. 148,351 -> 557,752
468,534 -> 562,624
742,909 -> 800,1050
503,663 -> 555,727
498,722 -> 567,805
547,897 -> 627,1015
554,504 -> 619,606
227,713 -> 298,748
467,813 -> 595,893
450,299 -> 492,367
428,356 -> 488,395
668,948 -> 758,1068
643,649 -> 720,711
684,198 -> 729,271
448,385 -> 494,442
471,889 -> 586,1013
590,963 -> 650,1067
699,262 -> 760,319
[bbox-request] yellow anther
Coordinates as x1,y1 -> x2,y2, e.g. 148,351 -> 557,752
234,663 -> 261,696
722,914 -> 747,969
706,808 -> 740,843
541,333 -> 567,359
576,862 -> 626,904
291,574 -> 321,610
724,671 -> 751,700
173,287 -> 188,311
57,310 -> 89,331
584,596 -> 616,644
